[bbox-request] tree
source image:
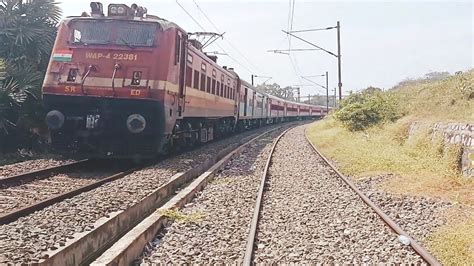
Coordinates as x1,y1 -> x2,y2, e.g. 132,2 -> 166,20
424,71 -> 450,81
256,83 -> 296,100
393,71 -> 452,89
334,90 -> 404,131
363,86 -> 382,94
0,0 -> 61,150
0,0 -> 61,69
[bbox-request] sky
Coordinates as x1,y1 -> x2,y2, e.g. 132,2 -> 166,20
59,0 -> 473,96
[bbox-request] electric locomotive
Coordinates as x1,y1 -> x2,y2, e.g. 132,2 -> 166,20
42,2 -> 327,159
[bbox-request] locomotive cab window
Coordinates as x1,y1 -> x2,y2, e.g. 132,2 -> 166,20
70,20 -> 157,47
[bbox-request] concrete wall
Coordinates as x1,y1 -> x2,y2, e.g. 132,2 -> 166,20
409,122 -> 473,177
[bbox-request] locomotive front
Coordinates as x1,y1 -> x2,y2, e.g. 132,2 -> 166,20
42,3 -> 173,159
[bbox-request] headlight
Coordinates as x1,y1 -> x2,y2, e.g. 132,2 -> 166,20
117,6 -> 125,14
46,110 -> 65,129
126,114 -> 146,133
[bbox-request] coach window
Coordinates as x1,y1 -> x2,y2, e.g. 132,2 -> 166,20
212,79 -> 216,94
186,66 -> 192,87
216,81 -> 221,96
193,70 -> 199,89
200,73 -> 206,91
206,77 -> 210,93
200,63 -> 207,91
220,82 -> 224,97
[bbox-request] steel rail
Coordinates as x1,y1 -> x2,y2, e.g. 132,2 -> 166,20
0,159 -> 90,188
0,167 -> 137,225
243,126 -> 295,265
303,128 -> 441,266
51,124 -> 294,266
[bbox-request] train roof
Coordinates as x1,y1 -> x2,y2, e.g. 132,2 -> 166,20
241,80 -> 326,108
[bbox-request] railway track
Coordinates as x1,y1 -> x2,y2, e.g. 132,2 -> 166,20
0,159 -> 88,188
135,124 -> 291,264
84,124 -> 294,266
0,159 -> 137,225
0,122 -> 297,264
118,123 -> 441,265
244,125 -> 440,264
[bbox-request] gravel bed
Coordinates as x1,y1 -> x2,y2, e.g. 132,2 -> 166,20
0,172 -> 108,215
0,159 -> 75,179
355,175 -> 451,253
253,125 -> 424,264
138,126 -> 286,264
0,123 -> 291,264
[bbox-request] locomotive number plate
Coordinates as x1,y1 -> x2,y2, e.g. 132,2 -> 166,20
85,52 -> 138,61
86,114 -> 100,129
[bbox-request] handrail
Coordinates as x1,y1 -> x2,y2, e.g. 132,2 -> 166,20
111,63 -> 120,96
81,65 -> 95,95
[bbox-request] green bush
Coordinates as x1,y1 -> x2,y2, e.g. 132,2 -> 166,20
334,90 -> 404,131
0,0 -> 61,152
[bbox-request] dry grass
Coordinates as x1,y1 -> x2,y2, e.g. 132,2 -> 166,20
159,209 -> 204,223
390,70 -> 473,122
307,70 -> 474,264
308,118 -> 473,263
428,212 -> 474,265
307,118 -> 472,203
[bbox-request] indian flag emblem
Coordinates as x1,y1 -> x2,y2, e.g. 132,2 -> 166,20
52,50 -> 73,62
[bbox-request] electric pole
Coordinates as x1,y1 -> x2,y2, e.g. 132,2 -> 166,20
251,75 -> 272,87
326,71 -> 329,112
337,21 -> 342,101
274,21 -> 342,101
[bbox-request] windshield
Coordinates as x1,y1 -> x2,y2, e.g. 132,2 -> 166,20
71,20 -> 157,47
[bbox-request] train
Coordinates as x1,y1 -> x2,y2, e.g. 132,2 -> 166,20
42,2 -> 329,159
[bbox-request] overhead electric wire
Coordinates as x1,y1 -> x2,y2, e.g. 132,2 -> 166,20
289,26 -> 337,33
288,0 -> 296,52
191,0 -> 264,75
175,0 -> 206,32
175,0 -> 255,75
192,0 -> 222,33
286,0 -> 304,90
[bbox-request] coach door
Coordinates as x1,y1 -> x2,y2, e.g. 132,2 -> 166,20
176,31 -> 186,116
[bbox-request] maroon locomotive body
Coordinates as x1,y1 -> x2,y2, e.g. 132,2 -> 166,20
42,3 -> 327,159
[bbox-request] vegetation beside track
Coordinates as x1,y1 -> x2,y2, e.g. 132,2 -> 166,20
0,0 -> 61,154
307,70 -> 473,265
